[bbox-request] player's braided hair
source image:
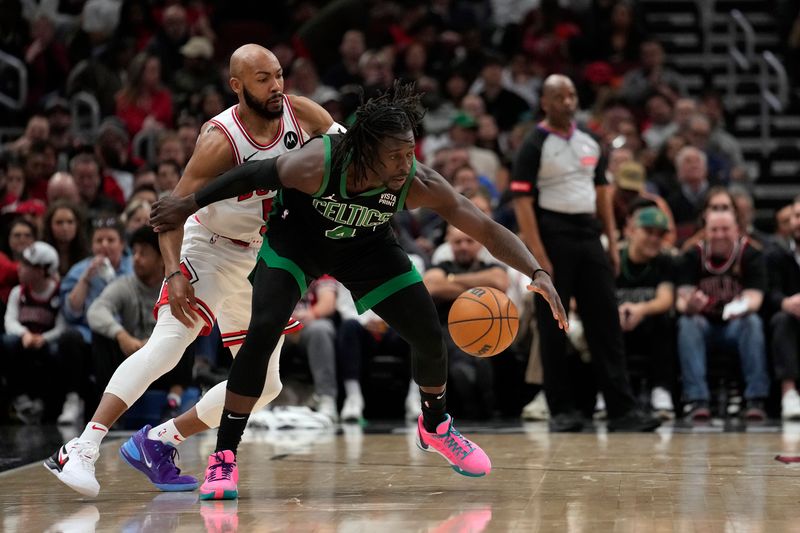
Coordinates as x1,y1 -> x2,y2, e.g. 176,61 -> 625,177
332,81 -> 425,186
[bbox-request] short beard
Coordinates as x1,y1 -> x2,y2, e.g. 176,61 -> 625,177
242,86 -> 283,120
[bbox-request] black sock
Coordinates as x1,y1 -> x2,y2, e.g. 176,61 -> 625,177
420,389 -> 447,433
215,408 -> 250,455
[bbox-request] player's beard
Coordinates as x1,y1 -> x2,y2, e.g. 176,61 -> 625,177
242,86 -> 284,120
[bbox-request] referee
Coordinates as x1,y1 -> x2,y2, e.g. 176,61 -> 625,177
511,74 -> 659,432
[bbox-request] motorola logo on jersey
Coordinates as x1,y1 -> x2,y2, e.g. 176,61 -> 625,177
284,131 -> 299,149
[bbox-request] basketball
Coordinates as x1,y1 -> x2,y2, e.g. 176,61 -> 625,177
447,286 -> 519,357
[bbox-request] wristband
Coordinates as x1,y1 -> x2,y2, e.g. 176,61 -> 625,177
532,268 -> 550,279
165,270 -> 183,283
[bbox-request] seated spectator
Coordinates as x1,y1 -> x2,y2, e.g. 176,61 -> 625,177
61,216 -> 132,345
648,133 -> 688,197
155,160 -> 181,196
766,196 -> 800,419
2,115 -> 49,158
774,203 -> 794,250
612,161 -> 676,246
476,54 -> 531,133
1,219 -> 36,306
22,141 -> 56,203
287,57 -> 339,106
176,116 -> 201,161
3,242 -> 86,424
95,118 -> 135,201
681,186 -> 740,253
71,153 -> 124,217
46,172 -> 81,205
730,186 -> 774,248
44,96 -> 75,157
620,40 -> 686,107
121,199 -> 152,238
87,225 -> 192,420
285,275 -> 339,421
676,210 -> 769,422
616,207 -> 676,418
336,295 -> 411,422
424,225 -> 509,419
642,92 -> 678,151
0,160 -> 26,214
156,132 -> 186,168
130,184 -> 159,206
685,113 -> 732,184
667,146 -> 711,245
172,36 -> 220,113
700,89 -> 747,182
323,30 -> 365,89
42,201 -> 89,278
23,11 -> 70,111
115,53 -> 174,137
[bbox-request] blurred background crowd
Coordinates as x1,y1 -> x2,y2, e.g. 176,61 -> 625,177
1,0 -> 800,431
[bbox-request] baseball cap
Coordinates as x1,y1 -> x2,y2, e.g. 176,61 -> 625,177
633,206 -> 669,231
451,111 -> 478,129
22,241 -> 59,277
616,161 -> 646,192
180,36 -> 214,59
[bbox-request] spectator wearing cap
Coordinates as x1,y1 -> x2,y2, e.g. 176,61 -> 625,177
616,207 -> 677,419
427,112 -> 501,187
765,196 -> 800,419
612,161 -> 676,246
172,36 -> 221,113
676,209 -> 770,422
3,242 -> 87,424
43,96 -> 75,156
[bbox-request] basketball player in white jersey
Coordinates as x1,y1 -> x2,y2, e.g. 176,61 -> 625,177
45,44 -> 341,497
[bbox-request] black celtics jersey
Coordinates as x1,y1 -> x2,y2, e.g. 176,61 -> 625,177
268,133 -> 416,243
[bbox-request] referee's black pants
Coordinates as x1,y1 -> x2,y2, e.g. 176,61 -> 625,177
535,233 -> 637,419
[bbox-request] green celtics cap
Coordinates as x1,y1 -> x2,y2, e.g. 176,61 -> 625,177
634,206 -> 669,231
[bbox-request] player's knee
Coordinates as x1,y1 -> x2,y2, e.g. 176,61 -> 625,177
412,323 -> 445,359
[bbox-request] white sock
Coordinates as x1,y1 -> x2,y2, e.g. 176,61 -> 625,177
147,419 -> 185,446
344,379 -> 362,399
79,422 -> 108,445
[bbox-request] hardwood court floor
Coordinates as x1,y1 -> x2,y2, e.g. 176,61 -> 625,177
4,423 -> 800,532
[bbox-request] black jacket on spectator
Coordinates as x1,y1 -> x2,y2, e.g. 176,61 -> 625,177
765,243 -> 800,315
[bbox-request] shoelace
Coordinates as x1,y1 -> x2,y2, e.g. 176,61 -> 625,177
75,443 -> 99,469
207,453 -> 235,482
156,444 -> 184,476
443,427 -> 474,460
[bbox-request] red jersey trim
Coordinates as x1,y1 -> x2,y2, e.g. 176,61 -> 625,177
232,104 -> 284,150
284,97 -> 306,146
209,119 -> 240,165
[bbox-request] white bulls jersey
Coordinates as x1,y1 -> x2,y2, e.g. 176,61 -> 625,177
189,97 -> 308,244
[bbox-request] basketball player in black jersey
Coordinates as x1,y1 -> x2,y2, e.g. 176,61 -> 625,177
151,83 -> 568,500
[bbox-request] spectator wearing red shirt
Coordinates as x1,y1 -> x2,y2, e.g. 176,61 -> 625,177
115,53 -> 173,137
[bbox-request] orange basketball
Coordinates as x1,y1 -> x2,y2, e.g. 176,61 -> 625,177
447,286 -> 519,357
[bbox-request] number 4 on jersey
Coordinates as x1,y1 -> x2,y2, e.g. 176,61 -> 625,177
325,225 -> 356,239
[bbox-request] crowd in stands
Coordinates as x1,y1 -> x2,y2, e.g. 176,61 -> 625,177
2,0 -> 800,430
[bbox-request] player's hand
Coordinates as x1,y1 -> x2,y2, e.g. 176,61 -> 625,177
151,195 -> 198,233
118,332 -> 145,357
21,331 -> 37,349
527,271 -> 568,331
167,274 -> 199,328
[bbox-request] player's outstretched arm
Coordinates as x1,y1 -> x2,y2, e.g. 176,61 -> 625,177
406,165 -> 568,331
150,138 -> 327,232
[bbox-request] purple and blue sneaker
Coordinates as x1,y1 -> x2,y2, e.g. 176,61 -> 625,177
119,425 -> 199,491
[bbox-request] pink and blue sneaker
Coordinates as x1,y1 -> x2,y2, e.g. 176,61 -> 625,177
416,414 -> 491,477
119,425 -> 199,491
199,450 -> 239,500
